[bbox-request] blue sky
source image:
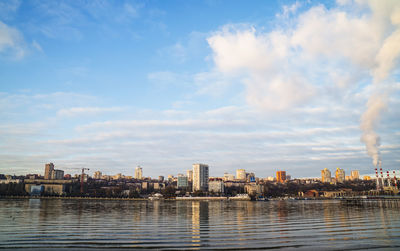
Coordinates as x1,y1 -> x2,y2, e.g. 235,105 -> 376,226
0,0 -> 399,178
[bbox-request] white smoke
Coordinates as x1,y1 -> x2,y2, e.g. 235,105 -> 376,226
361,0 -> 400,167
360,94 -> 386,167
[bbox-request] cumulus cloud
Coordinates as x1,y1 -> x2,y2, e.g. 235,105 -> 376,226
206,0 -> 400,168
207,1 -> 399,111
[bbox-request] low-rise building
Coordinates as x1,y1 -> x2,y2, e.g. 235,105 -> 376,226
177,174 -> 188,189
51,169 -> 64,180
24,179 -> 73,195
208,178 -> 224,194
245,183 -> 264,195
0,179 -> 22,184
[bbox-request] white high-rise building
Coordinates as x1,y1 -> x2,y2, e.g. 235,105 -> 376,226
335,168 -> 345,183
321,168 -> 332,183
193,164 -> 209,192
135,166 -> 143,180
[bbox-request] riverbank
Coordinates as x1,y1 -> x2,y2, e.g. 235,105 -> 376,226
0,195 -> 148,201
2,195 -> 400,201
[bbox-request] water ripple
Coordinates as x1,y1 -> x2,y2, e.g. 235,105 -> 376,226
0,199 -> 399,249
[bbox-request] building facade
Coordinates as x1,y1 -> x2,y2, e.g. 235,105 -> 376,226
208,178 -> 224,194
321,168 -> 332,183
187,170 -> 193,182
93,171 -> 102,179
276,171 -> 286,183
245,183 -> 264,195
51,169 -> 64,180
236,169 -> 246,181
135,166 -> 143,180
193,164 -> 209,192
351,170 -> 360,180
223,173 -> 235,181
335,168 -> 345,183
177,174 -> 189,189
44,163 -> 54,180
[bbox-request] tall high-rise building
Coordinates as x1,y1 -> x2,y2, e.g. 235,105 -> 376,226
351,170 -> 360,180
236,169 -> 246,181
335,168 -> 345,183
187,170 -> 193,182
193,164 -> 209,192
276,171 -> 286,183
44,163 -> 54,180
321,168 -> 332,183
135,166 -> 143,179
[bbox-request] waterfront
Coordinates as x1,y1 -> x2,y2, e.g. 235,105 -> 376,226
0,199 -> 400,250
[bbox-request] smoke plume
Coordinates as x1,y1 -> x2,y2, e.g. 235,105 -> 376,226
361,1 -> 400,167
360,94 -> 385,167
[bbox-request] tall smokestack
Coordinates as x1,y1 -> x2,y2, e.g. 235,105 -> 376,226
379,161 -> 384,189
387,171 -> 391,187
375,168 -> 379,190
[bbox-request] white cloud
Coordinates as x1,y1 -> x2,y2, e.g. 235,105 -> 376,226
207,26 -> 314,111
57,107 -> 123,117
277,1 -> 302,18
0,20 -> 25,59
1,2 -> 400,178
206,1 -> 400,113
1,93 -> 398,177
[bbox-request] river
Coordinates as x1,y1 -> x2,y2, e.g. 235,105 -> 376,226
0,199 -> 399,250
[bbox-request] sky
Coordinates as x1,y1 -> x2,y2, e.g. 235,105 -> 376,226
0,0 -> 399,178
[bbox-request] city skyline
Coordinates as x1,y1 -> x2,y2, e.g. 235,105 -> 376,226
1,0 -> 399,178
3,161 -> 388,182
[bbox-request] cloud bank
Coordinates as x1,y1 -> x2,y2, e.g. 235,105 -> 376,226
207,0 -> 400,167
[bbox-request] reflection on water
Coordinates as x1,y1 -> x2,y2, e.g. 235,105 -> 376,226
191,202 -> 209,248
0,199 -> 400,250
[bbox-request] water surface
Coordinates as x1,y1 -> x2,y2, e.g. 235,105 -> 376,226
0,199 -> 399,250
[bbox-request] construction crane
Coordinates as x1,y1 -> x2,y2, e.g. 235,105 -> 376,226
64,167 -> 90,194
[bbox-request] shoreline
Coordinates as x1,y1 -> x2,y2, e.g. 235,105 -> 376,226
2,195 -> 400,201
